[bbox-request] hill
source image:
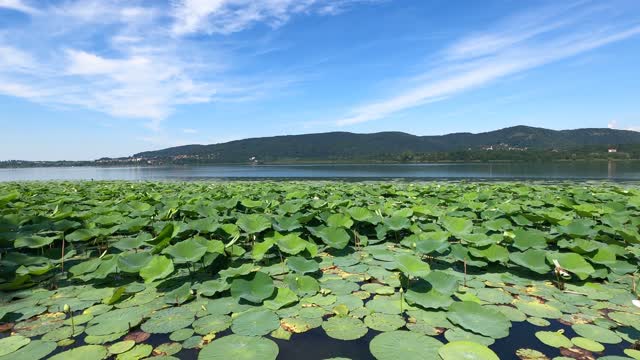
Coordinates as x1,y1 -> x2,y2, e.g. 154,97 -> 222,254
133,126 -> 640,163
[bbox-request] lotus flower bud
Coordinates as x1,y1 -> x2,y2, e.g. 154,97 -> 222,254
63,304 -> 70,313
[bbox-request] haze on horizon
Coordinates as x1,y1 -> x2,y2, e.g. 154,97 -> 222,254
1,0 -> 639,161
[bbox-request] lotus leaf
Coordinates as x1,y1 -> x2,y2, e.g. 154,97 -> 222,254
264,287 -> 299,310
393,254 -> 430,278
230,271 -> 275,303
117,252 -> 152,273
0,340 -> 56,360
322,316 -> 368,340
198,334 -> 278,360
116,344 -> 152,360
438,341 -> 499,360
192,314 -> 232,335
0,335 -> 30,357
231,309 -> 280,336
571,324 -> 622,344
287,256 -> 319,274
369,330 -> 443,360
447,301 -> 511,339
141,307 -> 195,334
571,337 -> 605,352
162,238 -> 207,263
236,214 -> 271,234
364,313 -> 405,331
49,345 -> 108,360
535,330 -> 572,348
139,255 -> 174,283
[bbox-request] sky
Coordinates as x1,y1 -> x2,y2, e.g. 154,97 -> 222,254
1,0 -> 639,160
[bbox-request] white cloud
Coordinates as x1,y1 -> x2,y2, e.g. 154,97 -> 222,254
170,0 -> 377,36
608,120 -> 618,129
0,0 -> 39,14
182,128 -> 198,134
334,4 -> 640,126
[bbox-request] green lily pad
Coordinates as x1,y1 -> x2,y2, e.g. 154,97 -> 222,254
438,340 -> 499,360
108,340 -> 136,355
546,253 -> 595,280
49,345 -> 108,360
198,334 -> 278,360
141,307 -> 195,334
139,255 -> 174,283
509,250 -> 551,274
154,342 -> 182,356
444,328 -> 495,346
0,340 -> 56,360
571,337 -> 604,352
514,348 -> 548,360
236,214 -> 272,234
514,300 -> 562,319
571,324 -> 622,344
313,226 -> 351,249
231,309 -> 280,336
169,328 -> 194,341
162,238 -> 208,264
393,254 -> 431,278
264,287 -> 299,310
364,313 -> 405,332
230,271 -> 275,304
117,252 -> 152,273
369,330 -> 443,360
193,314 -> 232,335
276,233 -> 308,255
447,301 -> 511,339
322,317 -> 368,340
0,335 -> 31,357
287,256 -> 319,274
535,330 -> 572,348
116,344 -> 152,360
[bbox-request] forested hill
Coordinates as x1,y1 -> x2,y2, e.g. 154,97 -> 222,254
132,126 -> 640,163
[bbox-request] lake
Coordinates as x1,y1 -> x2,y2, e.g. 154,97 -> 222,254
2,161 -> 640,181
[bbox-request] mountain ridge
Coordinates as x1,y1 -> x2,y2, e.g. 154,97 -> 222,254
133,125 -> 640,163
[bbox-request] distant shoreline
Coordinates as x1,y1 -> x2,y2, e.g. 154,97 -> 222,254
1,158 -> 639,169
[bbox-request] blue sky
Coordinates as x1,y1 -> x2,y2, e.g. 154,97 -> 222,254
1,0 -> 639,160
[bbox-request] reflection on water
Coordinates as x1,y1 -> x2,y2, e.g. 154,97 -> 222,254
1,161 -> 640,181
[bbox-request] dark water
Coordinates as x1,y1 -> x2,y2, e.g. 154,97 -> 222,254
1,161 -> 640,181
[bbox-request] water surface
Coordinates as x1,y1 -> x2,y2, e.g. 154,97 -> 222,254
1,161 -> 639,181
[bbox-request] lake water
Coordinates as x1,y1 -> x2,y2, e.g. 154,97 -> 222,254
1,161 -> 640,181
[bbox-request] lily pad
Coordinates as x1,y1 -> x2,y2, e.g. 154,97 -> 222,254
438,340 -> 499,360
535,330 -> 572,348
322,317 -> 368,340
193,314 -> 232,335
287,256 -> 319,274
364,313 -> 405,332
0,340 -> 56,360
198,334 -> 278,360
49,345 -> 108,360
231,309 -> 280,336
369,330 -> 443,360
571,324 -> 622,344
230,271 -> 275,304
447,301 -> 511,339
141,307 -> 195,334
0,335 -> 31,357
571,337 -> 605,352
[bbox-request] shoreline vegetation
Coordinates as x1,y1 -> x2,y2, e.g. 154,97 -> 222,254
1,156 -> 639,169
5,126 -> 640,168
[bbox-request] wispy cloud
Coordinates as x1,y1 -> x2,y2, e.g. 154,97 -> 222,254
170,0 -> 381,36
334,3 -> 640,126
0,0 -> 356,130
0,0 -> 39,14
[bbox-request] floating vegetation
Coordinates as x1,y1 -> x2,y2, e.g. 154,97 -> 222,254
0,181 -> 639,359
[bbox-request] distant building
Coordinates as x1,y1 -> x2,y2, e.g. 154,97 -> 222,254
608,148 -> 618,153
